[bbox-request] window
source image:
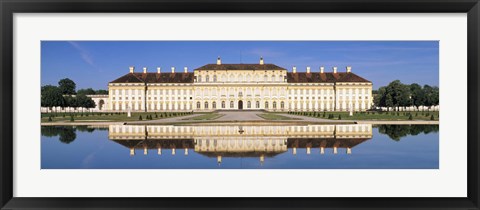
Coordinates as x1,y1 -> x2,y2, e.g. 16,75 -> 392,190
205,102 -> 209,109
239,92 -> 243,97
247,101 -> 251,108
273,102 -> 277,109
198,76 -> 202,82
281,101 -> 285,109
271,75 -> 275,82
212,102 -> 216,109
196,102 -> 201,109
221,101 -> 225,108
264,75 -> 267,82
206,75 -> 210,82
230,101 -> 234,108
213,75 -> 217,82
265,101 -> 269,109
256,101 -> 260,108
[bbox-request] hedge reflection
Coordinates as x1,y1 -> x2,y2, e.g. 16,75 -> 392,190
376,125 -> 439,141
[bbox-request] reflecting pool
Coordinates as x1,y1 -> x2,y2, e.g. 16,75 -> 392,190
41,124 -> 439,169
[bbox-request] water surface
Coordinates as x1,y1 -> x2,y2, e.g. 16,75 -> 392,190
41,124 -> 439,169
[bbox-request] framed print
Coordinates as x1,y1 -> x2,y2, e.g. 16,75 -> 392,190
1,0 -> 479,209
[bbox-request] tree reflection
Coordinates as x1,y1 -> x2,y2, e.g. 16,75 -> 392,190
41,126 -> 77,144
376,125 -> 439,141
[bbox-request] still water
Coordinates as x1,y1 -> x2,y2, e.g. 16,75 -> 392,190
41,124 -> 439,169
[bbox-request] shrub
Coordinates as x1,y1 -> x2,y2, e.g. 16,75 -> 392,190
155,114 -> 158,118
139,115 -> 143,120
338,115 -> 342,120
48,116 -> 52,122
70,115 -> 74,122
430,115 -> 435,120
408,114 -> 413,120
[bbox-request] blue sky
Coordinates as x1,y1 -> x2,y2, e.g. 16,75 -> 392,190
41,41 -> 439,90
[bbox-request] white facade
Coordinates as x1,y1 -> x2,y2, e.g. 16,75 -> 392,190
107,58 -> 373,112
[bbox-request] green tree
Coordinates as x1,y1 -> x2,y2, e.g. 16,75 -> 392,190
76,94 -> 96,112
409,83 -> 425,109
95,89 -> 109,95
41,85 -> 65,112
58,78 -> 76,95
77,88 -> 96,95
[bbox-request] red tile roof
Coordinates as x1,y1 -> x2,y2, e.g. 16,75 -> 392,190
194,63 -> 286,71
110,72 -> 194,83
287,72 -> 371,83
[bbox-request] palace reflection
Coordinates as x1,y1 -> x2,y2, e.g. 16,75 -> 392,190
108,124 -> 372,164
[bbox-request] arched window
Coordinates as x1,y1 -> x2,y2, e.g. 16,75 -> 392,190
206,75 -> 210,82
256,101 -> 260,108
204,102 -> 209,109
212,102 -> 216,109
196,102 -> 201,109
213,75 -> 217,82
230,101 -> 234,108
265,101 -> 269,109
221,101 -> 225,108
281,101 -> 285,109
198,76 -> 202,82
247,101 -> 251,108
273,101 -> 277,109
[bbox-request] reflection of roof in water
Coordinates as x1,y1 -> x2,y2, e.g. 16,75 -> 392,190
196,151 -> 285,158
111,138 -> 369,149
287,138 -> 370,148
112,139 -> 194,149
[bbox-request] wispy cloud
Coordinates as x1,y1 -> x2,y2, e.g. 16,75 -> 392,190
68,41 -> 101,72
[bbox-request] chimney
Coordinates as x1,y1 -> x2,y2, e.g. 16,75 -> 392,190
333,66 -> 337,73
184,67 -> 188,73
143,67 -> 147,73
171,67 -> 175,73
293,66 -> 297,73
306,66 -> 311,73
217,56 -> 221,65
129,66 -> 134,73
260,57 -> 264,65
320,66 -> 324,73
157,67 -> 161,74
346,66 -> 352,73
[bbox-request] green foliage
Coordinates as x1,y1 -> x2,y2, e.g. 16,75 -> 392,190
373,80 -> 439,109
76,88 -> 96,95
408,114 -> 413,120
430,115 -> 435,120
70,115 -> 74,122
139,115 -> 143,120
58,78 -> 76,95
338,115 -> 342,120
48,116 -> 52,122
41,85 -> 66,110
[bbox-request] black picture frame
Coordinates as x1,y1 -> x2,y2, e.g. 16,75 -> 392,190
1,0 -> 479,209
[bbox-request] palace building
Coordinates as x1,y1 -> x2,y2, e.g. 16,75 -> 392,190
108,57 -> 372,112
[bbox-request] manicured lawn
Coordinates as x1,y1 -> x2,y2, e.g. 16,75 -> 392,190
257,113 -> 298,120
41,111 -> 193,122
183,113 -> 224,120
287,111 -> 439,121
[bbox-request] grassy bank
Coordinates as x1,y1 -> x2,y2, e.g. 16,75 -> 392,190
41,111 -> 193,122
287,111 -> 439,121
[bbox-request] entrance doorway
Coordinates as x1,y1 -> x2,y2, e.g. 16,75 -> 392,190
238,100 -> 243,110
